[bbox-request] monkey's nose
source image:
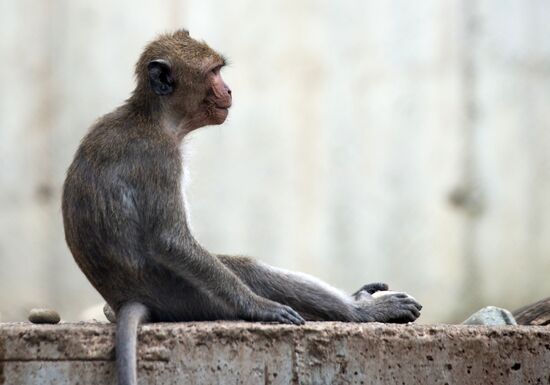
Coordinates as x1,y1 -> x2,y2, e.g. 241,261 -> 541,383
227,88 -> 232,96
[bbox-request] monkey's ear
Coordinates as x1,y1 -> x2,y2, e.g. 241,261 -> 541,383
148,59 -> 174,96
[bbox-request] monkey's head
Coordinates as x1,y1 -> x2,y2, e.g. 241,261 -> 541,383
135,29 -> 232,131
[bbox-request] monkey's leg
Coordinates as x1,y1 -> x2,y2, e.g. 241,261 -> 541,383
218,255 -> 368,321
217,255 -> 421,323
217,255 -> 356,321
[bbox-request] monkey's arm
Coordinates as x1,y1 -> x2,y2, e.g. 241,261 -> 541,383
155,231 -> 303,324
142,175 -> 304,325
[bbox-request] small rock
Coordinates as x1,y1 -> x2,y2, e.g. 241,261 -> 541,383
103,303 -> 116,323
28,308 -> 61,324
462,306 -> 517,326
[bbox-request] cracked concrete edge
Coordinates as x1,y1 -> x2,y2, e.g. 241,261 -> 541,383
0,322 -> 547,360
0,322 -> 549,385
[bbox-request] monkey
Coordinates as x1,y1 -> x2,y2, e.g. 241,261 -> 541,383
62,29 -> 422,385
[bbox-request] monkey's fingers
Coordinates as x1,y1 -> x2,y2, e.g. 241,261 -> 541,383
253,301 -> 305,325
270,305 -> 305,325
397,296 -> 423,311
280,306 -> 305,325
389,295 -> 423,310
396,296 -> 423,313
368,292 -> 423,323
411,299 -> 423,311
389,304 -> 422,323
390,298 -> 422,322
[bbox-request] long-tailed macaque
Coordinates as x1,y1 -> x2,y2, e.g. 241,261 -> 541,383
62,30 -> 421,385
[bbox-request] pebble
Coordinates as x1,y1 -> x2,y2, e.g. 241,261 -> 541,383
28,308 -> 61,324
462,306 -> 517,326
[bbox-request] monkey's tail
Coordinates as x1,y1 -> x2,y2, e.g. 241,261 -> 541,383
116,301 -> 150,385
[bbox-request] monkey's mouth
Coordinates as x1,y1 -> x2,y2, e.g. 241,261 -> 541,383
204,98 -> 231,123
214,101 -> 231,111
213,104 -> 231,119
209,103 -> 230,123
205,95 -> 231,112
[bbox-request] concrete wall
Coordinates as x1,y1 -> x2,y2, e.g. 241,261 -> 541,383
1,0 -> 550,323
0,322 -> 549,384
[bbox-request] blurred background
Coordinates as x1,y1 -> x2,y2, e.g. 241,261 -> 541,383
1,0 -> 549,323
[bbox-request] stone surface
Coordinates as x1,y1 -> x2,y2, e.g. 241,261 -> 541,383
462,306 -> 517,326
27,309 -> 61,325
0,322 -> 549,385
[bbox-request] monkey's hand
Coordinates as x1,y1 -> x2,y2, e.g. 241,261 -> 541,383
357,291 -> 422,323
243,296 -> 305,325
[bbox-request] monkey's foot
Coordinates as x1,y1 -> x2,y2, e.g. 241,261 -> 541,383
358,291 -> 422,323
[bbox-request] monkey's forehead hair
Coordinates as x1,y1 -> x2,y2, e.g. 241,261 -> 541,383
135,30 -> 223,76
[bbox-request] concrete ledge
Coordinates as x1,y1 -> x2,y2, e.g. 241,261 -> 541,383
0,322 -> 549,385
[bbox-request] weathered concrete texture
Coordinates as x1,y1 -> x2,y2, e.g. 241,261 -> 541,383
0,322 -> 549,385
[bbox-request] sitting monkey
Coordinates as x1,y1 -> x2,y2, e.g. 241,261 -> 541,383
62,30 -> 422,385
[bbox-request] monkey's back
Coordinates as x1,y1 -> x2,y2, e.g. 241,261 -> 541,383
62,110 -> 187,313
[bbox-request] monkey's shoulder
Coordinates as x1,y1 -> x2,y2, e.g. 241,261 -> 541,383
66,120 -> 181,201
79,113 -> 177,163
